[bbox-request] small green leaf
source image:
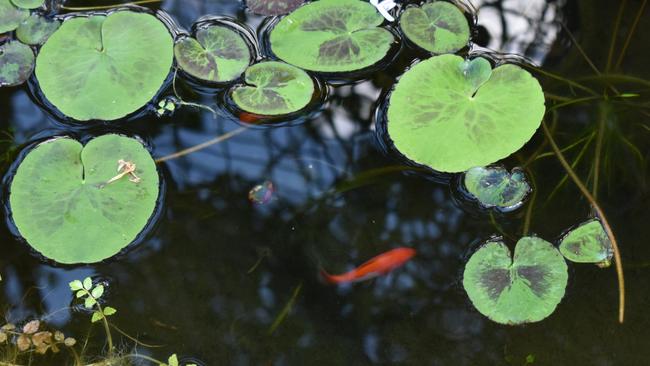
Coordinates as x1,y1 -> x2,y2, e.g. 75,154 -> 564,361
10,0 -> 44,9
84,296 -> 97,309
82,277 -> 93,291
400,1 -> 470,54
75,290 -> 86,299
103,307 -> 117,316
16,13 -> 60,46
168,354 -> 179,366
559,219 -> 613,265
0,0 -> 29,33
464,166 -> 530,209
91,285 -> 104,299
91,311 -> 102,323
0,40 -> 35,87
69,280 -> 83,291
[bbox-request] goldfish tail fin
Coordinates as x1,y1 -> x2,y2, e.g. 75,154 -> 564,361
319,269 -> 338,285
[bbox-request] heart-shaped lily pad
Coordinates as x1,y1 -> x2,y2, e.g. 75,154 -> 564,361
35,11 -> 173,121
9,134 -> 160,264
0,40 -> 34,87
0,0 -> 29,34
246,0 -> 304,16
10,0 -> 43,9
16,13 -> 60,45
231,61 -> 314,115
269,0 -> 395,73
174,23 -> 251,83
464,166 -> 530,210
399,1 -> 470,54
386,54 -> 545,172
559,219 -> 613,265
463,237 -> 568,324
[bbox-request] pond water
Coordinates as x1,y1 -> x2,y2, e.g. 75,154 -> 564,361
0,0 -> 649,365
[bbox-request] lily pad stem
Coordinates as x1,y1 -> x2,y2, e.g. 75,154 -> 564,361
542,120 -> 625,323
155,127 -> 248,163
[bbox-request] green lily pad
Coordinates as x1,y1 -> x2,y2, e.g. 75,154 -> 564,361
559,219 -> 613,265
247,0 -> 304,16
269,0 -> 395,73
463,237 -> 568,325
0,0 -> 29,34
10,0 -> 43,9
464,166 -> 530,210
231,61 -> 314,115
35,11 -> 173,121
16,13 -> 60,45
386,54 -> 545,172
174,24 -> 251,83
399,1 -> 470,54
0,41 -> 34,87
9,134 -> 160,264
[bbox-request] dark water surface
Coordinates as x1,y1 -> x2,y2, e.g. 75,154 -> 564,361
1,0 -> 649,365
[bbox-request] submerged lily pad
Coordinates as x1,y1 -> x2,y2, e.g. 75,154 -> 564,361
247,0 -> 304,16
10,0 -> 43,9
386,55 -> 545,172
231,61 -> 314,115
9,134 -> 159,264
0,0 -> 29,34
35,11 -> 173,121
464,166 -> 530,210
559,219 -> 613,265
400,1 -> 470,54
0,41 -> 34,87
269,0 -> 395,73
463,237 -> 568,324
16,13 -> 60,45
174,24 -> 251,83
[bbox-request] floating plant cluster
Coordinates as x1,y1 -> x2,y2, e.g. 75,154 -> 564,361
0,0 -> 616,330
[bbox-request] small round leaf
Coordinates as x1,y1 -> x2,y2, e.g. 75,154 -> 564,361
9,134 -> 160,264
386,54 -> 545,172
35,11 -> 174,121
10,0 -> 43,9
559,219 -> 613,265
463,237 -> 568,324
400,1 -> 470,53
0,41 -> 34,87
174,24 -> 251,83
464,166 -> 530,210
0,0 -> 29,34
269,0 -> 395,73
246,0 -> 304,16
16,13 -> 60,46
231,61 -> 314,115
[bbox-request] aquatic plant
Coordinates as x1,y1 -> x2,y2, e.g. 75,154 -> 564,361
0,40 -> 34,87
559,219 -> 613,266
399,1 -> 470,54
15,13 -> 60,45
9,134 -> 160,264
10,0 -> 43,9
0,0 -> 29,34
35,11 -> 173,120
463,166 -> 530,210
386,55 -> 545,172
246,0 -> 304,16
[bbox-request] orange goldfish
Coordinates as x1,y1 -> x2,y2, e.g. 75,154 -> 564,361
320,247 -> 416,284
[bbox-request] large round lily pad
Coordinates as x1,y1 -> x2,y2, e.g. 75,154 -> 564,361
174,24 -> 251,83
464,166 -> 530,210
231,61 -> 314,115
9,134 -> 160,264
247,0 -> 304,16
399,1 -> 470,54
0,41 -> 34,87
463,237 -> 568,324
16,13 -> 60,46
11,0 -> 43,9
386,55 -> 545,172
269,0 -> 395,73
35,11 -> 173,121
0,0 -> 29,34
559,219 -> 613,265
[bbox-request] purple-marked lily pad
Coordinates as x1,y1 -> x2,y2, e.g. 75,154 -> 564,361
246,0 -> 304,16
0,40 -> 34,87
399,1 -> 470,54
559,219 -> 613,266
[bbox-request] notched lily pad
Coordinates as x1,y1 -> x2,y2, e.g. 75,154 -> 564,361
269,0 -> 395,73
400,1 -> 470,54
174,23 -> 251,83
464,166 -> 530,210
247,0 -> 304,16
16,13 -> 60,45
559,219 -> 613,266
0,40 -> 34,87
463,237 -> 568,325
231,61 -> 314,116
0,0 -> 29,34
9,134 -> 160,264
35,11 -> 174,121
386,54 -> 545,172
10,0 -> 43,9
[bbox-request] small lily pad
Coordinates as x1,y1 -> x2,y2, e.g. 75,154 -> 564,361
246,0 -> 304,16
269,0 -> 395,73
35,11 -> 174,121
559,219 -> 613,265
16,13 -> 60,45
10,0 -> 43,9
0,41 -> 34,87
174,24 -> 251,83
463,237 -> 568,325
0,0 -> 29,34
9,134 -> 160,264
386,54 -> 545,172
399,1 -> 470,54
464,166 -> 530,210
231,61 -> 314,115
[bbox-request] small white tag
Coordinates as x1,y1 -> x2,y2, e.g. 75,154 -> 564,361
370,0 -> 397,22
